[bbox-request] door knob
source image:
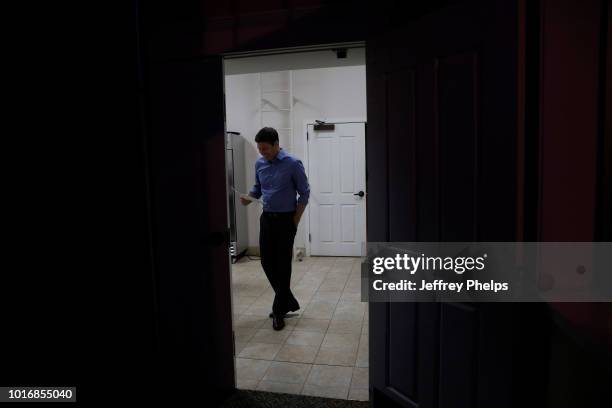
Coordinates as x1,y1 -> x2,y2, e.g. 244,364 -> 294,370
353,191 -> 365,198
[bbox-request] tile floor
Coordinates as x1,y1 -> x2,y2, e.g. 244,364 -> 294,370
231,256 -> 369,401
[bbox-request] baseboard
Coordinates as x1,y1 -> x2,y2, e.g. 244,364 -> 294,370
247,246 -> 260,256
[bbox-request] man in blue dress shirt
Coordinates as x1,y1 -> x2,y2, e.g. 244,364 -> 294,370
240,127 -> 310,330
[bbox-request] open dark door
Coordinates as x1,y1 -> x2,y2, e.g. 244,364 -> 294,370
145,56 -> 235,403
137,2 -> 235,402
366,1 -> 547,406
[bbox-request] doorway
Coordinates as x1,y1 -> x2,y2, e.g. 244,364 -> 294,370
222,45 -> 369,401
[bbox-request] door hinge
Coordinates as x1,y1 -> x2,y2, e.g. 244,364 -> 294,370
307,131 -> 309,141
309,233 -> 311,242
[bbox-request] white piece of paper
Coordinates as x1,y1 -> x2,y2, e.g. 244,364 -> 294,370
240,193 -> 255,202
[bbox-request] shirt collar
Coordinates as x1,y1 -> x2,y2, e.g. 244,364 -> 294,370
267,148 -> 287,163
276,148 -> 288,161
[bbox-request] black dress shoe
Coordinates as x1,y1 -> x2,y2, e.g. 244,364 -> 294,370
272,314 -> 285,331
269,308 -> 299,318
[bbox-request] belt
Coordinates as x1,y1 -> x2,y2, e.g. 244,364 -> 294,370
262,211 -> 295,218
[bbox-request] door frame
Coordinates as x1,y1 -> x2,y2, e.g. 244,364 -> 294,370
302,117 -> 367,257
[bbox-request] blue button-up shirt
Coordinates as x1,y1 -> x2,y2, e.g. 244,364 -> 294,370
249,148 -> 310,212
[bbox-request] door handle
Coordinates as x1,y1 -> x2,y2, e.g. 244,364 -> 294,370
353,191 -> 365,198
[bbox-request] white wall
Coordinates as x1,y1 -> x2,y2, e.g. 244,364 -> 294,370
224,50 -> 367,252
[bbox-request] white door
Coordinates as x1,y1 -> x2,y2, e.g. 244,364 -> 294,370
308,122 -> 366,256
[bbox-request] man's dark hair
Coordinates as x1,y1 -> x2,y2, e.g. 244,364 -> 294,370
255,127 -> 279,145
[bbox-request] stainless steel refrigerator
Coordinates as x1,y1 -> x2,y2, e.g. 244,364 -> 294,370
226,131 -> 248,262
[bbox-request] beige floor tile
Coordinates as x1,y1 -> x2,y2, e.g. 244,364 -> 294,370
286,330 -> 325,347
232,304 -> 249,315
301,271 -> 327,280
320,279 -> 348,292
275,344 -> 319,364
351,367 -> 369,389
292,282 -> 322,293
257,380 -> 304,394
348,273 -> 362,283
301,384 -> 349,399
251,271 -> 268,280
232,282 -> 252,292
360,334 -> 368,346
262,361 -> 312,384
234,341 -> 247,355
348,387 -> 369,401
231,271 -> 249,278
234,327 -> 258,343
339,291 -> 362,302
235,315 -> 268,329
333,301 -> 365,322
233,296 -> 258,307
294,318 -> 330,332
260,292 -> 276,303
344,284 -> 362,294
237,379 -> 259,390
313,257 -> 337,267
327,318 -> 363,334
321,331 -> 360,349
345,273 -> 362,283
292,289 -> 316,303
251,328 -> 293,344
235,358 -> 271,381
306,365 -> 353,388
245,304 -> 274,317
333,257 -> 357,266
252,295 -> 274,307
314,345 -> 357,366
328,267 -> 352,277
308,264 -> 333,274
302,270 -> 329,280
356,336 -> 368,368
329,264 -> 353,278
233,286 -> 268,298
238,342 -> 282,360
292,270 -> 306,279
303,301 -> 337,319
298,274 -> 326,285
342,279 -> 362,290
312,291 -> 342,302
260,285 -> 276,294
356,352 -> 369,368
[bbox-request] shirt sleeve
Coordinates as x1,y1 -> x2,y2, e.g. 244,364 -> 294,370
249,163 -> 262,199
292,159 -> 310,206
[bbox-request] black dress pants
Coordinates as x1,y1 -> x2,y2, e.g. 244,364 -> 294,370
259,211 -> 300,316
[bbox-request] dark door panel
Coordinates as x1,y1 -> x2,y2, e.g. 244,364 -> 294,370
366,1 -> 527,406
146,56 -> 234,403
